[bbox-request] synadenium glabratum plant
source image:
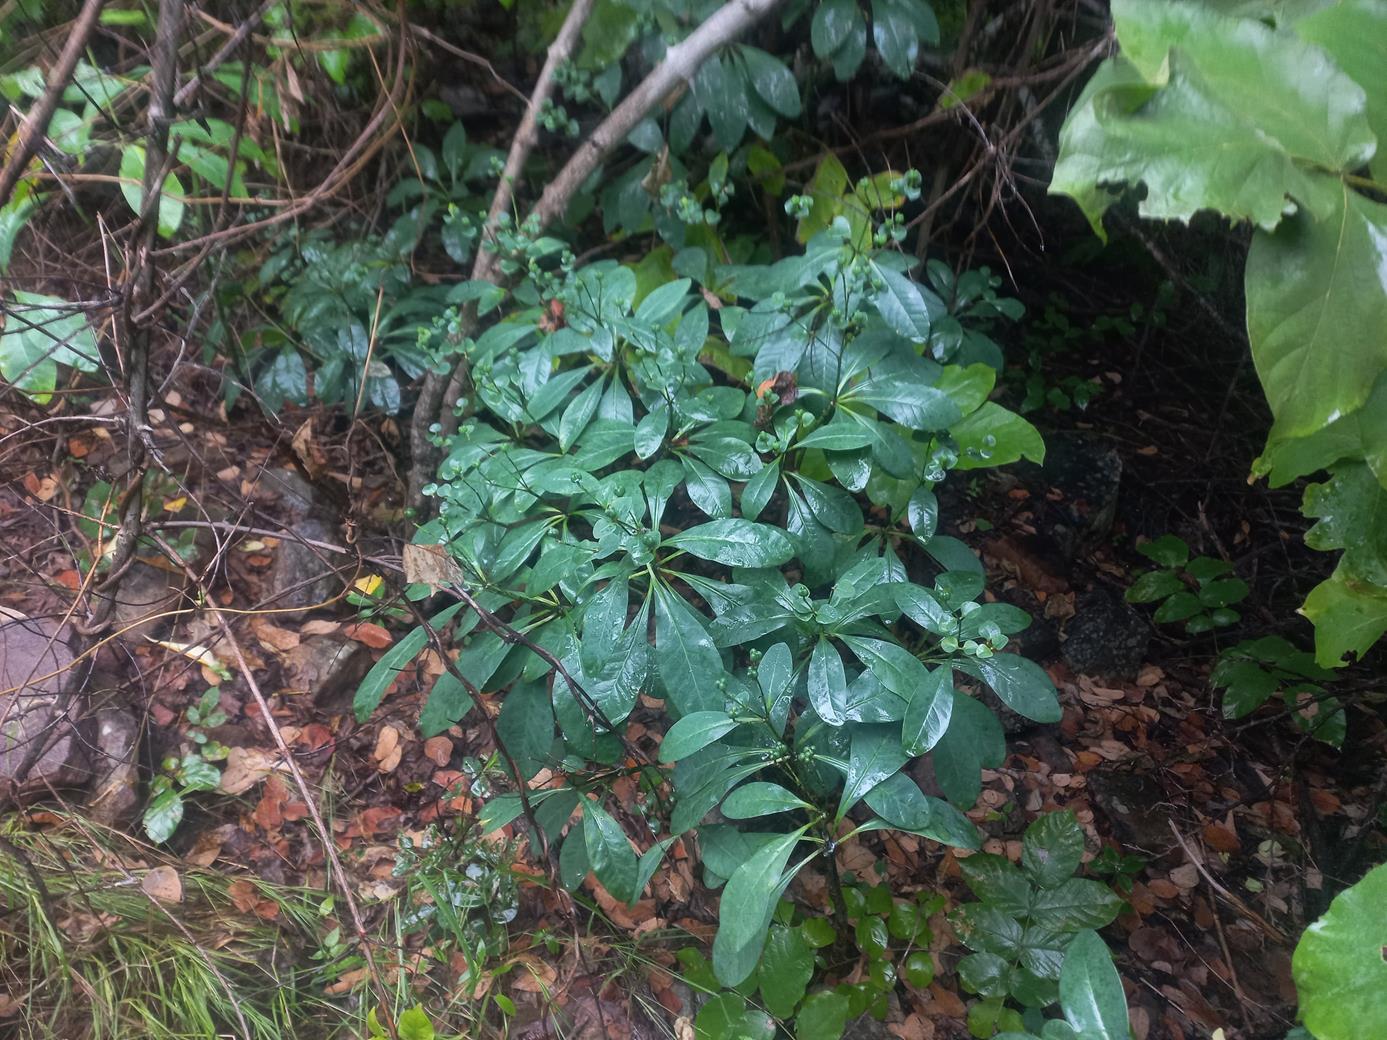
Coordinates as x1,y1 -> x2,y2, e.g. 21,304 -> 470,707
357,192 -> 1074,994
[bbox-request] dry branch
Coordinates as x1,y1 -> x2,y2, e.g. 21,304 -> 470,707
0,0 -> 106,210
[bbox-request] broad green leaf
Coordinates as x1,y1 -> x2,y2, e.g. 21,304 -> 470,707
659,711 -> 738,762
1293,862 -> 1387,1040
1022,811 -> 1086,889
142,788 -> 184,843
397,1007 -> 435,1040
871,264 -> 933,341
583,803 -> 639,904
901,663 -> 953,755
558,377 -> 604,451
955,904 -> 1024,959
0,290 -> 102,403
893,583 -> 955,636
856,357 -> 961,431
1052,1 -> 1374,234
682,456 -> 733,518
758,923 -> 814,1018
1301,564 -> 1387,666
1137,534 -> 1190,568
907,486 -> 939,538
559,824 -> 590,890
951,402 -> 1046,469
354,602 -> 466,721
792,474 -> 864,534
119,144 -> 186,237
809,637 -> 849,726
863,771 -> 981,849
665,519 -> 795,567
723,781 -> 811,819
836,724 -> 908,820
1125,569 -> 1185,603
843,635 -> 932,702
1304,462 -> 1387,585
422,630 -> 513,736
812,0 -> 858,57
497,681 -> 556,779
871,0 -> 921,78
965,654 -> 1062,723
741,459 -> 780,520
738,45 -> 801,118
1247,185 -> 1387,440
654,585 -> 725,713
959,854 -> 1031,914
1029,878 -> 1124,931
1292,0 -> 1387,180
933,693 -> 1006,808
693,53 -> 748,152
712,829 -> 806,986
797,415 -> 879,451
1060,930 -> 1131,1040
794,990 -> 851,1040
694,993 -> 775,1040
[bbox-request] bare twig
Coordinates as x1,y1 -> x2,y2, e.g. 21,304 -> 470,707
531,0 -> 787,229
1168,821 -> 1288,944
0,0 -> 105,209
79,0 -> 184,636
408,0 -> 788,506
172,0 -> 274,108
142,530 -> 400,1040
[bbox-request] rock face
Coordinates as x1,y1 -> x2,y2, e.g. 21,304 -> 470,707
256,469 -> 342,614
98,560 -> 190,642
1062,586 -> 1150,679
1017,433 -> 1123,561
283,633 -> 372,710
86,704 -> 141,826
0,612 -> 92,798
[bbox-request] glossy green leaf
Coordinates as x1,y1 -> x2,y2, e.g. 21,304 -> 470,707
809,637 -> 849,726
654,585 -> 725,713
659,711 -> 738,762
1059,930 -> 1131,1040
965,654 -> 1062,724
665,519 -> 795,568
723,781 -> 811,819
695,994 -> 775,1040
354,602 -> 466,722
901,664 -> 953,755
1022,811 -> 1086,889
836,724 -> 908,820
738,45 -> 800,118
142,788 -> 185,843
1029,879 -> 1124,931
1293,862 -> 1387,1040
712,829 -> 806,986
583,803 -> 639,904
794,989 -> 851,1040
758,924 -> 814,1017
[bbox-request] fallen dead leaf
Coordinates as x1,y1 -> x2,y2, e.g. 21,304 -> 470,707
403,542 -> 463,591
142,866 -> 183,904
345,622 -> 392,649
291,419 -> 327,479
423,735 -> 453,766
300,619 -> 341,636
220,746 -> 278,795
373,725 -> 403,773
252,618 -> 300,652
22,472 -> 58,502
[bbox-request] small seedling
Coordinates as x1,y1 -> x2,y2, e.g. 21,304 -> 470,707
1125,534 -> 1247,634
142,687 -> 229,843
1212,636 -> 1346,747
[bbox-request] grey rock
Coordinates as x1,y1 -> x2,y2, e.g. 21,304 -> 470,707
283,634 -> 372,709
254,469 -> 342,614
0,612 -> 92,798
86,704 -> 141,826
1016,433 -> 1123,561
1063,586 -> 1150,679
97,560 -> 190,642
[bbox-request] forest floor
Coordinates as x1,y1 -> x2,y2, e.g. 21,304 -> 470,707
1,211 -> 1383,1040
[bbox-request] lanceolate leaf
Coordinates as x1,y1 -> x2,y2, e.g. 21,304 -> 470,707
964,654 -> 1062,723
583,802 -> 639,905
712,829 -> 806,986
1060,930 -> 1132,1040
665,519 -> 795,568
836,724 -> 908,820
901,663 -> 953,755
659,711 -> 739,762
355,602 -> 466,722
654,584 -> 725,713
808,637 -> 849,725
